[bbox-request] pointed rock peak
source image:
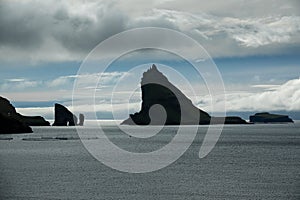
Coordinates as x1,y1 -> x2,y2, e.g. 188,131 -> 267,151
142,64 -> 167,85
144,64 -> 159,73
145,64 -> 159,74
151,64 -> 158,70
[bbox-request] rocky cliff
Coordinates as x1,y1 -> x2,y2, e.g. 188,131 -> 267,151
0,96 -> 50,127
0,113 -> 32,134
122,65 -> 246,125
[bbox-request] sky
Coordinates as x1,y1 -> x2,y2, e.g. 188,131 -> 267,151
0,0 -> 299,120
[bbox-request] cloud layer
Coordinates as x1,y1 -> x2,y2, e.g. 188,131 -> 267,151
0,0 -> 300,62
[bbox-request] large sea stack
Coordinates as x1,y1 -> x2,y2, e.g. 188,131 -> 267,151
52,103 -> 78,126
122,65 -> 247,125
0,96 -> 50,127
52,104 -> 85,126
250,112 -> 293,123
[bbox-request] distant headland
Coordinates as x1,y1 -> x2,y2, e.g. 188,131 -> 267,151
250,112 -> 293,123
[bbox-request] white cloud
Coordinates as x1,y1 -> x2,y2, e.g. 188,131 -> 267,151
0,71 -> 129,92
132,9 -> 300,48
0,79 -> 40,90
198,78 -> 300,112
1,90 -> 72,102
69,71 -> 129,89
230,16 -> 300,47
251,84 -> 280,91
6,78 -> 26,82
46,76 -> 73,88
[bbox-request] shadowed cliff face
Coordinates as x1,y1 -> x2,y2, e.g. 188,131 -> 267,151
122,65 -> 247,125
0,97 -> 16,114
0,96 -> 50,127
0,113 -> 32,134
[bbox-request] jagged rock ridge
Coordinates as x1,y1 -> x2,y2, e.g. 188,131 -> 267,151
122,65 -> 247,125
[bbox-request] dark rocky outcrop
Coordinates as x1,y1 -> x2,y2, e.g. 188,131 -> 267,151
16,115 -> 50,126
0,113 -> 32,134
249,112 -> 293,123
52,103 -> 77,126
52,103 -> 80,126
211,116 -> 247,124
122,65 -> 247,125
0,96 -> 50,127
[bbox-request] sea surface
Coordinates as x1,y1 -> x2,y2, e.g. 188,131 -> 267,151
0,121 -> 299,200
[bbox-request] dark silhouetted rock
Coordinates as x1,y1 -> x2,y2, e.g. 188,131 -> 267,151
122,65 -> 247,125
78,113 -> 85,126
0,113 -> 32,134
211,116 -> 247,124
52,103 -> 78,126
0,96 -> 50,127
250,112 -> 293,123
16,115 -> 50,126
0,96 -> 33,133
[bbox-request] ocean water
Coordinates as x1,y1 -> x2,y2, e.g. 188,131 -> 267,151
0,121 -> 299,199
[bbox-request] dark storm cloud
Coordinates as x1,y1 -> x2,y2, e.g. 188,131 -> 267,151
50,5 -> 127,53
0,0 -> 127,58
0,1 -> 45,49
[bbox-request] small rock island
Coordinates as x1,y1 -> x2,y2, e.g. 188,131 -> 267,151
250,112 -> 294,123
52,103 -> 84,126
122,65 -> 247,125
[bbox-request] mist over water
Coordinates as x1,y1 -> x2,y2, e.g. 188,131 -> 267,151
0,122 -> 299,199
